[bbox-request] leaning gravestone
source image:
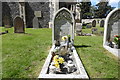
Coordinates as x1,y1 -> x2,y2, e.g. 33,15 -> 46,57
3,15 -> 11,28
33,17 -> 39,28
92,20 -> 96,27
103,8 -> 120,57
100,20 -> 104,27
39,8 -> 88,79
14,16 -> 25,33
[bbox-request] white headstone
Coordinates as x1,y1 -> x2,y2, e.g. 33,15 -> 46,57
103,8 -> 120,57
52,7 -> 75,45
104,8 -> 120,45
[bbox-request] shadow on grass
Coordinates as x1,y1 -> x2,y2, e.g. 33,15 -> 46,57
74,45 -> 91,48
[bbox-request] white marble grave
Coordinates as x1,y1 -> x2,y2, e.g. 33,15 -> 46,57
103,8 -> 120,58
39,8 -> 89,79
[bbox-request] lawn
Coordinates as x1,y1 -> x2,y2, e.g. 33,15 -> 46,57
1,27 -> 119,79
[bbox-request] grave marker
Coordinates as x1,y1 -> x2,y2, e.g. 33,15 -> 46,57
3,15 -> 11,28
100,20 -> 104,27
14,16 -> 25,33
33,17 -> 39,28
52,8 -> 75,44
92,20 -> 96,27
39,8 -> 89,79
103,8 -> 120,57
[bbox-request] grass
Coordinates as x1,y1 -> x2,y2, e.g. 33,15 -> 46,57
1,27 -> 52,78
1,27 -> 119,78
82,24 -> 104,34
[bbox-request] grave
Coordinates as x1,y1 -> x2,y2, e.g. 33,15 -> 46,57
92,20 -> 96,27
14,16 -> 25,33
91,28 -> 98,34
33,17 -> 39,28
86,24 -> 92,28
103,8 -> 120,58
39,8 -> 89,79
3,15 -> 11,28
100,20 -> 104,27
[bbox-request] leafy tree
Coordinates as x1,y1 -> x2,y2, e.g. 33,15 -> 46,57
80,0 -> 92,19
95,0 -> 113,18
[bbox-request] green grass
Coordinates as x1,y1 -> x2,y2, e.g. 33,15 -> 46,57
2,27 -> 52,78
1,27 -> 119,78
82,24 -> 104,34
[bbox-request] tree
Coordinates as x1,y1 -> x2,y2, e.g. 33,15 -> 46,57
80,0 -> 92,19
95,0 -> 113,18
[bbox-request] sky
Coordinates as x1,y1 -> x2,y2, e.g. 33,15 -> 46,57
79,0 -> 120,8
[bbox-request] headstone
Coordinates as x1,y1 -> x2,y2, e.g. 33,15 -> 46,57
103,8 -> 120,57
97,19 -> 100,24
91,28 -> 98,34
100,20 -> 104,27
92,20 -> 96,27
53,8 -> 74,44
33,17 -> 39,28
3,15 -> 11,28
14,16 -> 25,33
86,24 -> 92,28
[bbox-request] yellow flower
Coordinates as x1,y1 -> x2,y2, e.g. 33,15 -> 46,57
62,36 -> 68,41
59,57 -> 64,64
53,55 -> 59,62
54,61 -> 60,68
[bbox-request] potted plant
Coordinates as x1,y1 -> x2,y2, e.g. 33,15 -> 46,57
114,35 -> 120,49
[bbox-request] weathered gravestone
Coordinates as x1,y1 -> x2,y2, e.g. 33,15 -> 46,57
39,8 -> 88,79
14,16 -> 25,33
86,24 -> 92,28
52,8 -> 74,44
103,8 -> 120,57
100,20 -> 104,27
91,28 -> 98,34
3,15 -> 11,28
33,17 -> 39,28
92,20 -> 96,27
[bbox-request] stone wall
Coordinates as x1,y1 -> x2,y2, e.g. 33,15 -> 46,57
2,2 -> 50,28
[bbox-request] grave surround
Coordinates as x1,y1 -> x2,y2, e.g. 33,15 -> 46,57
103,8 -> 120,58
39,8 -> 89,79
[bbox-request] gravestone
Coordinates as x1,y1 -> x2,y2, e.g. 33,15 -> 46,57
53,8 -> 74,44
3,15 -> 11,28
92,20 -> 96,27
33,17 -> 39,28
39,8 -> 89,79
97,19 -> 100,24
103,8 -> 120,57
86,24 -> 92,28
100,20 -> 104,27
91,28 -> 98,34
14,16 -> 25,33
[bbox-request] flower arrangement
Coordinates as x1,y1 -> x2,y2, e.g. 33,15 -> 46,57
114,35 -> 120,48
53,55 -> 64,68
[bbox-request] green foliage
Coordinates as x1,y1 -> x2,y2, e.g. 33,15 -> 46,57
114,35 -> 120,48
95,0 -> 113,18
80,1 -> 92,18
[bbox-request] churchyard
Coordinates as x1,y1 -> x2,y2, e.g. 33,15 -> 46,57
1,1 -> 120,80
1,19 -> 119,78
